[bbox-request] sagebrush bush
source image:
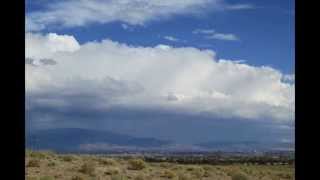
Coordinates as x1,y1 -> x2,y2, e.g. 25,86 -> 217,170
99,158 -> 117,166
178,173 -> 192,180
134,174 -> 146,180
47,161 -> 56,167
128,159 -> 147,170
79,162 -> 96,176
27,159 -> 40,167
111,174 -> 128,180
30,151 -> 46,159
71,175 -> 85,180
203,165 -> 212,171
161,170 -> 176,179
187,166 -> 205,178
61,155 -> 73,162
203,170 -> 211,177
231,172 -> 249,180
159,162 -> 172,168
104,167 -> 121,175
39,176 -> 54,180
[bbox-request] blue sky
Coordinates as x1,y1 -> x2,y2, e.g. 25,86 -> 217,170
27,0 -> 294,74
25,0 -> 295,145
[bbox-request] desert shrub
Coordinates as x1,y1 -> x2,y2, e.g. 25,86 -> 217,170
231,172 -> 249,180
203,170 -> 211,177
71,175 -> 85,180
104,167 -> 121,175
187,166 -> 205,178
99,158 -> 117,166
128,159 -> 147,170
178,173 -> 192,180
40,176 -> 54,180
159,162 -> 172,168
161,170 -> 176,179
26,149 -> 33,156
278,173 -> 292,179
47,161 -> 56,167
79,162 -> 96,176
27,159 -> 40,167
203,165 -> 212,171
134,174 -> 146,180
111,175 -> 128,180
30,151 -> 46,159
61,155 -> 74,162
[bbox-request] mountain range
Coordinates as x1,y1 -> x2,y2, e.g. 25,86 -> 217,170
26,128 -> 294,153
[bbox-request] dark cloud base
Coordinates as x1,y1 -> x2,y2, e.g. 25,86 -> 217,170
26,102 -> 294,144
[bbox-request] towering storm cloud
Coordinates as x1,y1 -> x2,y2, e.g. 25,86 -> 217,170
26,33 -> 294,143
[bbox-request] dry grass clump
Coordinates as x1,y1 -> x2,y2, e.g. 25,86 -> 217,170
29,151 -> 47,159
71,175 -> 85,180
61,155 -> 74,162
27,159 -> 41,167
104,167 -> 121,175
128,159 -> 147,170
99,158 -> 117,166
159,162 -> 172,168
134,174 -> 146,180
110,174 -> 128,180
39,176 -> 54,180
47,161 -> 56,167
231,172 -> 250,180
79,161 -> 96,176
186,166 -> 205,178
161,169 -> 176,179
178,173 -> 192,180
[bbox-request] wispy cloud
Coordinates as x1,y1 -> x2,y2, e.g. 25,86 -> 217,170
225,4 -> 255,10
164,36 -> 180,42
192,29 -> 216,34
207,33 -> 239,41
193,28 -> 239,41
26,0 -> 255,31
121,24 -> 135,31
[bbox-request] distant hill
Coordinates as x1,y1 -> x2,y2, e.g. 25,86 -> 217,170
196,141 -> 294,152
26,128 -> 294,153
26,128 -> 171,152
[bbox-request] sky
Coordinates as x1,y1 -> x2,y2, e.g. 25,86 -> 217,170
25,0 -> 295,144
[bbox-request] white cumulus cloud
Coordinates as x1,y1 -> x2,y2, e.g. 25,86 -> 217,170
26,33 -> 294,123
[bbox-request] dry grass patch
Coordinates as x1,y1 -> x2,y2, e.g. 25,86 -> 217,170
186,165 -> 205,178
71,175 -> 85,180
79,161 -> 96,176
161,169 -> 176,179
231,172 -> 250,180
134,173 -> 147,180
61,155 -> 74,162
104,167 -> 121,176
128,159 -> 147,170
39,176 -> 55,180
27,159 -> 41,167
177,173 -> 192,180
99,157 -> 117,166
